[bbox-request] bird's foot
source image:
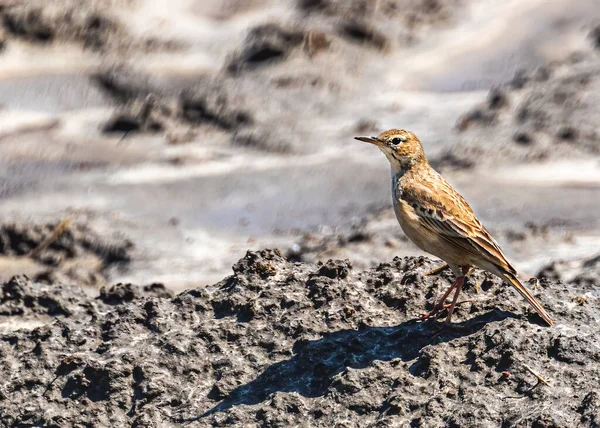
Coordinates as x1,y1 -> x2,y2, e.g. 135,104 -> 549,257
415,300 -> 473,322
416,306 -> 445,321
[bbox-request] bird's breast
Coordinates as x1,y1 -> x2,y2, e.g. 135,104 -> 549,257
391,175 -> 426,247
392,194 -> 448,253
393,199 -> 427,245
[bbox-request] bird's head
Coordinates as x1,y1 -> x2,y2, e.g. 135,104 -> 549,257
355,129 -> 426,170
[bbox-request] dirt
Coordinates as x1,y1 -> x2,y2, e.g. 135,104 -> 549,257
0,0 -> 177,54
92,0 -> 466,153
95,62 -> 304,152
436,27 -> 600,171
226,24 -> 307,74
0,275 -> 171,335
88,3 -> 599,164
538,254 -> 600,288
285,208 -> 581,277
0,250 -> 598,427
286,209 -> 413,271
297,0 -> 461,47
0,221 -> 133,287
1,3 -> 600,426
95,66 -> 266,146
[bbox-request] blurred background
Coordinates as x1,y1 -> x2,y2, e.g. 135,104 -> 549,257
0,0 -> 599,292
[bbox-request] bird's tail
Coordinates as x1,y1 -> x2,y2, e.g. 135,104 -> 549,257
503,272 -> 554,326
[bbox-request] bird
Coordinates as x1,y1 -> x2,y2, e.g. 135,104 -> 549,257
355,129 -> 554,326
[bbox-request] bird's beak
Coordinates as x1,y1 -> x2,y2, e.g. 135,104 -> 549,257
354,136 -> 381,145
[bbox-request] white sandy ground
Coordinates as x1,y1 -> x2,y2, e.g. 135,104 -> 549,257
0,0 -> 599,290
387,0 -> 600,91
0,110 -> 59,137
0,317 -> 49,334
493,160 -> 600,188
0,42 -> 101,78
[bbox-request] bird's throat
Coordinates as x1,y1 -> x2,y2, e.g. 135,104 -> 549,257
389,157 -> 412,179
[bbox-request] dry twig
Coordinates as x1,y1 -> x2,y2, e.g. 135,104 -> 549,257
28,218 -> 72,259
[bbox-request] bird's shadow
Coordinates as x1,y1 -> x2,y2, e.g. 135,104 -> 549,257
182,310 -> 517,422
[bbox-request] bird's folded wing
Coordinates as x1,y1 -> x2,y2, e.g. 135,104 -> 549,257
403,181 -> 516,275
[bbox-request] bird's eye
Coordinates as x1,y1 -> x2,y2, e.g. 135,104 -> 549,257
391,137 -> 403,145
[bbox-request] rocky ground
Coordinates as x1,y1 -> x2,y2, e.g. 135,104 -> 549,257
0,0 -> 176,55
0,220 -> 133,287
1,0 -> 600,426
0,250 -> 598,427
444,37 -> 600,171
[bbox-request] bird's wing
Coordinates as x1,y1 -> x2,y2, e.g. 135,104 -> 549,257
402,173 -> 517,275
402,171 -> 553,326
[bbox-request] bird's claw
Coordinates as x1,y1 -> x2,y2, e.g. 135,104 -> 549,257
415,300 -> 473,322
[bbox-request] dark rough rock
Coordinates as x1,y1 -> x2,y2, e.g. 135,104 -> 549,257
101,94 -> 171,135
94,67 -> 258,145
93,66 -> 159,104
0,250 -> 598,427
0,221 -> 133,286
455,107 -> 497,131
91,0 -> 465,153
231,128 -> 294,153
537,254 -> 600,288
0,221 -> 132,266
513,130 -> 534,145
589,23 -> 600,50
0,275 -> 82,318
337,21 -> 388,51
95,65 -> 300,152
285,211 -> 408,270
0,277 -> 171,324
295,0 -> 462,54
429,149 -> 477,172
180,91 -> 253,131
99,282 -> 173,305
575,256 -> 600,285
450,35 -> 600,169
537,262 -> 564,282
227,24 -> 306,74
487,87 -> 508,110
297,0 -> 460,29
0,0 -> 177,54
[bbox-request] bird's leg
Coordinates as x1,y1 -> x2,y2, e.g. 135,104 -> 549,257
444,277 -> 464,324
445,266 -> 471,324
417,276 -> 461,320
424,263 -> 449,276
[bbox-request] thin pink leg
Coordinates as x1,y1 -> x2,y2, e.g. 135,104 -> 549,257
418,277 -> 461,320
445,276 -> 465,324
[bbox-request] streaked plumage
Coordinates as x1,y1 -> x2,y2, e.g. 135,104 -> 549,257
355,129 -> 554,326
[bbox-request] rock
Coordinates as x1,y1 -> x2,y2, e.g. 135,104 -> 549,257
337,21 -> 388,51
227,24 -> 306,73
0,1 -> 176,53
0,251 -> 597,426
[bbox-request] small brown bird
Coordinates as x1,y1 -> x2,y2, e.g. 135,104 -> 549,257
355,129 -> 554,326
